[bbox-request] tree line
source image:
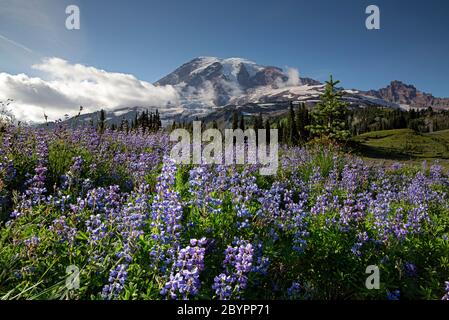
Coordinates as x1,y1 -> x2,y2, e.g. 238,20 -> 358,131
97,109 -> 162,134
349,106 -> 449,135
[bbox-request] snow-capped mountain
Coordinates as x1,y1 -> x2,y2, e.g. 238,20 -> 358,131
46,57 -> 449,127
154,56 -> 321,117
156,56 -> 322,91
153,56 -> 448,120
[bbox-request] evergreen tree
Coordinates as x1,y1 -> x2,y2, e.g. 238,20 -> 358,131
278,121 -> 284,144
232,111 -> 239,130
119,118 -> 127,132
149,112 -> 153,130
287,102 -> 299,145
134,112 -> 139,130
254,113 -> 263,145
307,75 -> 350,141
125,119 -> 130,134
239,114 -> 245,131
138,111 -> 147,132
255,113 -> 263,129
264,118 -> 271,145
98,109 -> 106,134
155,109 -> 162,130
296,103 -> 310,142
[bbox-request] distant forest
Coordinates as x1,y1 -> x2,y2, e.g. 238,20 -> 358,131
264,104 -> 449,145
101,103 -> 449,147
349,106 -> 449,135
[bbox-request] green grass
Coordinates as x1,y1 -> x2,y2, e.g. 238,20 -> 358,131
352,128 -> 449,168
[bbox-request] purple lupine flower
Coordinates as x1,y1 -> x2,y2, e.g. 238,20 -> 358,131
11,147 -> 50,219
212,239 -> 254,299
49,215 -> 77,244
285,189 -> 309,253
85,213 -> 107,263
351,231 -> 369,256
250,242 -> 270,276
61,156 -> 84,190
212,273 -> 234,300
429,164 -> 444,182
188,166 -> 223,215
340,192 -> 370,230
24,236 -> 40,249
311,189 -> 340,218
161,238 -> 207,300
114,183 -> 151,263
309,166 -> 323,186
102,264 -> 129,299
150,157 -> 183,271
404,262 -> 417,277
287,282 -> 301,299
390,162 -> 403,170
236,205 -> 252,229
128,152 -> 159,186
18,137 -> 50,210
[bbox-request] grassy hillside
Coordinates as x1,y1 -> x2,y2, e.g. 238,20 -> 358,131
352,128 -> 449,162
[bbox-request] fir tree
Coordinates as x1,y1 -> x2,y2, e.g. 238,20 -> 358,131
287,102 -> 299,145
239,114 -> 245,131
125,119 -> 130,134
134,112 -> 139,130
155,109 -> 162,130
254,113 -> 263,145
232,111 -> 239,130
306,75 -> 350,141
98,109 -> 106,134
278,121 -> 284,144
296,103 -> 310,142
119,118 -> 126,132
264,118 -> 271,145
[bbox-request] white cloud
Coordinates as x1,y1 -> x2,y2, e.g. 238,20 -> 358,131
182,80 -> 217,105
285,68 -> 301,87
0,57 -> 180,123
272,67 -> 301,89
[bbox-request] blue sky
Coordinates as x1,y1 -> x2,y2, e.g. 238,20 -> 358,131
0,0 -> 448,97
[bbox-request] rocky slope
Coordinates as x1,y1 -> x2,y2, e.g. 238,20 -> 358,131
365,80 -> 449,110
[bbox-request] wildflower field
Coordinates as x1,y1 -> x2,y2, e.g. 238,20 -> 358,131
0,125 -> 448,300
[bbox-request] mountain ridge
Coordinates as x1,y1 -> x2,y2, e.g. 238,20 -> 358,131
155,56 -> 449,115
365,80 -> 449,110
41,56 -> 449,127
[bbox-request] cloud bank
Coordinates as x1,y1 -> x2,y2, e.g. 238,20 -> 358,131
0,57 -> 179,123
